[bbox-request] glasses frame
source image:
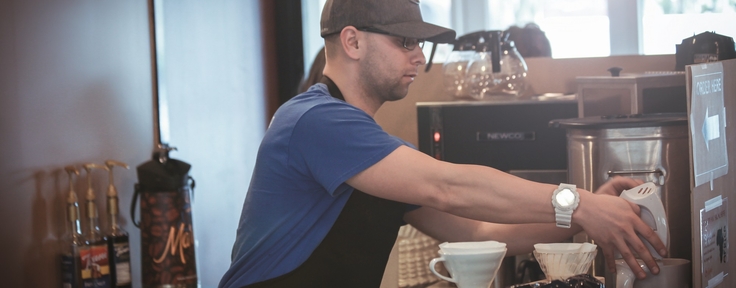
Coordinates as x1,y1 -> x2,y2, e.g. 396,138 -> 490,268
357,27 -> 425,51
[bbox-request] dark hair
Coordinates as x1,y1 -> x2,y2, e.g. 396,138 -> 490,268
298,46 -> 327,93
505,23 -> 552,58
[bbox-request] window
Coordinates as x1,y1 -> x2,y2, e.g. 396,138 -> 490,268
641,0 -> 736,55
301,0 -> 736,67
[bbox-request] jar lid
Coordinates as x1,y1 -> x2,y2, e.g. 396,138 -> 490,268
550,113 -> 687,129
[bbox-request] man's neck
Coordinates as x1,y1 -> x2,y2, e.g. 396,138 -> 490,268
323,71 -> 383,118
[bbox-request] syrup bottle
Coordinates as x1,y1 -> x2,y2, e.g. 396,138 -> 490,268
60,166 -> 84,288
104,160 -> 132,288
81,163 -> 112,288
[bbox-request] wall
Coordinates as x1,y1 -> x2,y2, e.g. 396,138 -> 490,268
0,1 -> 265,287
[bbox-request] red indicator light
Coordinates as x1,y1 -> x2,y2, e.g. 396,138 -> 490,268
433,131 -> 441,142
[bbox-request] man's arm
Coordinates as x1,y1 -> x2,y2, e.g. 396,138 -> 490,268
403,206 -> 582,256
402,176 -> 645,257
346,145 -> 665,279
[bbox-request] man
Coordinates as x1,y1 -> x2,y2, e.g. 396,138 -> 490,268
219,0 -> 665,287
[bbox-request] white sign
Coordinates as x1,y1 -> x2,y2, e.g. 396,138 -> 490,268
700,196 -> 729,288
690,62 -> 728,188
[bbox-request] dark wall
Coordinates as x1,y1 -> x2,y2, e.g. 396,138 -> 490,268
263,0 -> 305,120
0,1 -> 153,287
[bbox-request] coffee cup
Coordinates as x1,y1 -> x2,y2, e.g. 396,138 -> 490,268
429,248 -> 507,288
615,258 -> 691,288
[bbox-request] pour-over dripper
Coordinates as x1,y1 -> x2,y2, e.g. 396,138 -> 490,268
439,240 -> 507,254
533,243 -> 597,281
429,248 -> 508,288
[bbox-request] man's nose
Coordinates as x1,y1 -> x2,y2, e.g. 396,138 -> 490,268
412,46 -> 426,66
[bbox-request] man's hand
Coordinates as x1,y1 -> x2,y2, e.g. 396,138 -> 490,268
577,178 -> 666,280
592,176 -> 643,197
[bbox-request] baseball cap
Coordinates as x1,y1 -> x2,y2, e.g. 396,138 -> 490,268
320,0 -> 456,43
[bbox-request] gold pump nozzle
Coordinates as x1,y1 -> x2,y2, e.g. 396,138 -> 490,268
82,163 -> 106,201
104,160 -> 129,198
64,165 -> 80,204
82,163 -> 106,220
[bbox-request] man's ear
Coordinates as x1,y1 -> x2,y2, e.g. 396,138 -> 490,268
340,26 -> 362,60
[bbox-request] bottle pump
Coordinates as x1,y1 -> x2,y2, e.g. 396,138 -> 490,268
61,166 -> 84,288
105,160 -> 132,288
81,163 -> 112,288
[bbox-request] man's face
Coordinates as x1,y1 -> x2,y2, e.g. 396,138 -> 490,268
358,31 -> 426,102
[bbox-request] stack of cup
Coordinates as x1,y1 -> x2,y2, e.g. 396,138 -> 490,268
428,241 -> 508,288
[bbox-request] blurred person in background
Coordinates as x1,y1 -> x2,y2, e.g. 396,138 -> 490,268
505,23 -> 552,58
298,46 -> 327,94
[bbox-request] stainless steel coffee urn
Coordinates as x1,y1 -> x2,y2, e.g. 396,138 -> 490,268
551,113 -> 692,287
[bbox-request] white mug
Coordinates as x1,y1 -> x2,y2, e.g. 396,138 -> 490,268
429,248 -> 507,288
615,258 -> 691,288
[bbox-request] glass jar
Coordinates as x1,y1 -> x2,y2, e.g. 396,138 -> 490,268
493,40 -> 528,96
442,32 -> 481,99
465,31 -> 502,100
442,49 -> 475,99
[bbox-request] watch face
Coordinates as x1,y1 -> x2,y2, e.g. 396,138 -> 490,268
555,188 -> 575,207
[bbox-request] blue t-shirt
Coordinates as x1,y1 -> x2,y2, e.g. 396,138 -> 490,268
219,84 -> 410,287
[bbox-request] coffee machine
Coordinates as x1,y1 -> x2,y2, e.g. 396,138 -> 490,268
551,114 -> 692,287
417,97 -> 578,286
417,98 -> 576,173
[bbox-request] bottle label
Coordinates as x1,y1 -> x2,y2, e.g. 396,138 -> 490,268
80,244 -> 112,288
113,242 -> 131,285
61,254 -> 79,288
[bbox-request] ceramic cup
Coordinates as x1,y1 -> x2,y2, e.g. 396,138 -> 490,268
615,258 -> 691,288
429,248 -> 507,288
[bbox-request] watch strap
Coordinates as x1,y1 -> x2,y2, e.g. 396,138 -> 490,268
555,208 -> 573,228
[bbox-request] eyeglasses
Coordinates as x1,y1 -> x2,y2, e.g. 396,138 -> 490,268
358,27 -> 425,51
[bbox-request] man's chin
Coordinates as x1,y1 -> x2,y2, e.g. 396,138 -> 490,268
386,93 -> 408,102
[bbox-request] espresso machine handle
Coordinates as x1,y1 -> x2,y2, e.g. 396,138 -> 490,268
607,169 -> 664,185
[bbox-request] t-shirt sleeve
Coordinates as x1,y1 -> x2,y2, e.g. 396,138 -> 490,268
289,102 -> 404,196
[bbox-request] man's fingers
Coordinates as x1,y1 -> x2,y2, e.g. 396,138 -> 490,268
631,219 -> 666,275
602,246 -> 617,273
637,220 -> 668,258
627,201 -> 642,217
608,176 -> 644,191
616,243 -> 648,279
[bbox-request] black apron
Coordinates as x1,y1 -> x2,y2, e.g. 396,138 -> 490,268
242,76 -> 408,288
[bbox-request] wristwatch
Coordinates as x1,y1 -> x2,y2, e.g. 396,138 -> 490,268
551,183 -> 579,228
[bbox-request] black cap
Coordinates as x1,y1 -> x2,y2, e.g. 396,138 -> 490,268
320,0 -> 456,43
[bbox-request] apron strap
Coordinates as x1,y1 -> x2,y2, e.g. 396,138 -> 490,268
319,75 -> 344,101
